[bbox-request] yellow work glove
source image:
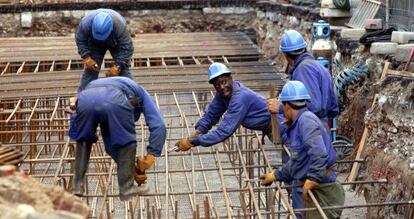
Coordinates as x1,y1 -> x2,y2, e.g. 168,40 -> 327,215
137,154 -> 156,172
175,138 -> 194,152
259,172 -> 276,186
303,179 -> 319,201
84,56 -> 99,73
105,66 -> 121,77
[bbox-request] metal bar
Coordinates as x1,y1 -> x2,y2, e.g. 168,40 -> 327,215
5,98 -> 22,124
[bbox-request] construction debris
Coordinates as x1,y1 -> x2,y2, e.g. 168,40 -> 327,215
0,165 -> 89,219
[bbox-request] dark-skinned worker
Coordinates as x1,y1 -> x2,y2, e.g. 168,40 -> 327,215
267,30 -> 339,132
174,62 -> 273,151
69,76 -> 166,201
76,8 -> 133,92
260,81 -> 345,219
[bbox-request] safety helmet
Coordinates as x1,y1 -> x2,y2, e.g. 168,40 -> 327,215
279,81 -> 311,103
279,30 -> 307,52
208,62 -> 231,83
92,12 -> 113,41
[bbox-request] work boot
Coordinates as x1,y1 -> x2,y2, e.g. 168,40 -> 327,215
72,141 -> 92,196
116,146 -> 149,201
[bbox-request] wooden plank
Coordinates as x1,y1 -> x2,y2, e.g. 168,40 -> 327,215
380,61 -> 390,80
387,70 -> 414,78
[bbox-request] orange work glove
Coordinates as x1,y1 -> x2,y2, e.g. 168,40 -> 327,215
134,173 -> 147,186
303,179 -> 319,201
175,138 -> 194,152
84,56 -> 99,73
105,66 -> 121,77
259,172 -> 276,186
137,154 -> 156,172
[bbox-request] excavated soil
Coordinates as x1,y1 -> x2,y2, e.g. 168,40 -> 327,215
361,78 -> 414,218
0,169 -> 89,218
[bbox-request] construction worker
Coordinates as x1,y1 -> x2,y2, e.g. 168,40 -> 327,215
69,76 -> 166,201
267,30 -> 339,130
260,81 -> 345,219
174,62 -> 272,151
76,8 -> 134,92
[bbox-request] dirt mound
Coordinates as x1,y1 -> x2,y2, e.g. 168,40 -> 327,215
0,166 -> 89,219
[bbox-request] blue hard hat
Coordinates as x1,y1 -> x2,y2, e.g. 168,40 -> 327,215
279,81 -> 311,102
92,12 -> 113,41
208,62 -> 231,83
279,30 -> 307,52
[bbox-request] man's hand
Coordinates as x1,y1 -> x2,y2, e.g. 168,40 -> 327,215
267,98 -> 280,114
106,66 -> 121,77
303,179 -> 319,201
84,57 -> 99,73
175,138 -> 194,152
259,172 -> 276,186
137,154 -> 156,172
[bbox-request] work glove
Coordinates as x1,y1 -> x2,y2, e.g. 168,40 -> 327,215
303,179 -> 319,201
137,154 -> 156,173
259,172 -> 276,186
175,138 -> 194,152
84,56 -> 99,73
266,98 -> 279,114
105,66 -> 121,77
134,173 -> 147,186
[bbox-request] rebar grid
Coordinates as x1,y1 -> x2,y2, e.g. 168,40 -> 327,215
1,32 -> 412,218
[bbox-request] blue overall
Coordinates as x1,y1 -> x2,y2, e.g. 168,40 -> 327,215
69,77 -> 166,159
280,53 -> 339,123
191,81 -> 271,147
274,108 -> 336,219
76,9 -> 134,92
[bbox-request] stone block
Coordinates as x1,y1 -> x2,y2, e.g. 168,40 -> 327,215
20,12 -> 32,28
370,42 -> 398,54
340,28 -> 366,40
365,18 -> 382,30
320,8 -> 351,18
395,44 -> 414,62
391,31 -> 414,44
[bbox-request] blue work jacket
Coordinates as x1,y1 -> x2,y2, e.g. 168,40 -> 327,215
191,81 -> 271,147
275,108 -> 336,185
283,53 -> 339,122
75,9 -> 133,69
78,76 -> 166,157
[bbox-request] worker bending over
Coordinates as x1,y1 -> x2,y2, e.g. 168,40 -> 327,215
267,30 -> 338,130
76,8 -> 134,92
69,77 -> 166,201
175,62 -> 272,151
261,81 -> 344,219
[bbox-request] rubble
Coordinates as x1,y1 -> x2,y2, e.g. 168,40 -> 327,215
0,167 -> 89,219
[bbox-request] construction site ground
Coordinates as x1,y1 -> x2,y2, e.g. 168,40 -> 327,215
0,1 -> 413,219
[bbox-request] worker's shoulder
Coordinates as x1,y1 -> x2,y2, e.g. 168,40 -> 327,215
233,81 -> 260,96
298,110 -> 320,126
